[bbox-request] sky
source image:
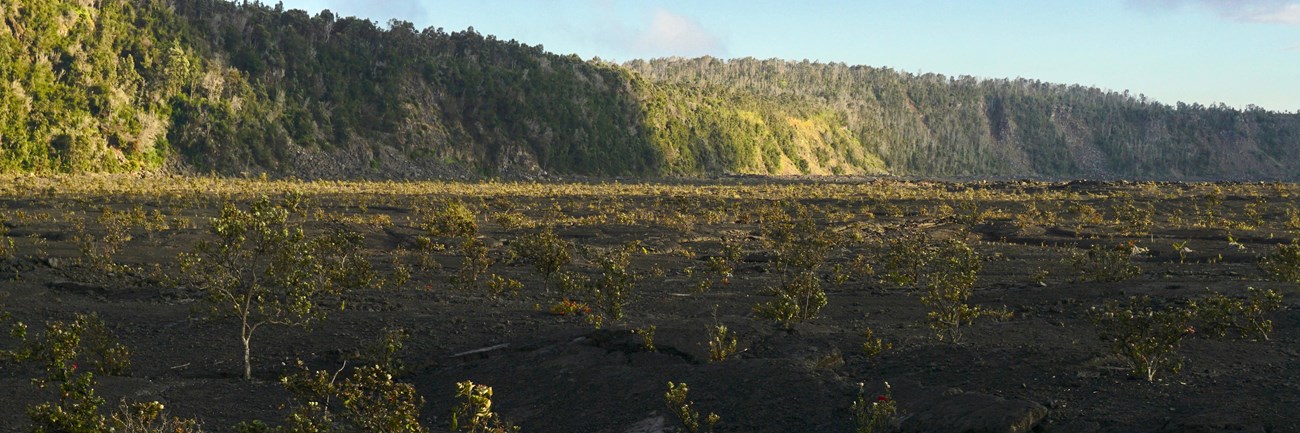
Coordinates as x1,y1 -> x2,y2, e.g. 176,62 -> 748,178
269,0 -> 1300,112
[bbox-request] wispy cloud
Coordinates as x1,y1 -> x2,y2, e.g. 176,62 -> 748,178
1129,0 -> 1300,25
576,3 -> 726,59
633,9 -> 726,57
1244,4 -> 1300,24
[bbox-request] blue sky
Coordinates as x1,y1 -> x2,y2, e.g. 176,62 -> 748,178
271,0 -> 1300,112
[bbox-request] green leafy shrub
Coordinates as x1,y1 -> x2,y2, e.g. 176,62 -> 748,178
1260,239 -> 1300,283
1108,193 -> 1154,237
1090,296 -> 1197,382
3,313 -> 131,380
1070,243 -> 1141,282
636,325 -> 657,352
879,234 -> 935,288
706,324 -> 739,363
1238,288 -> 1284,340
754,206 -> 837,326
454,238 -> 493,291
78,314 -> 132,376
1067,203 -> 1105,239
485,274 -> 524,298
509,227 -> 572,292
451,381 -> 519,433
1195,187 -> 1226,228
279,362 -> 428,433
851,382 -> 898,433
919,239 -> 999,342
881,236 -> 1004,342
1,312 -> 154,433
359,327 -> 410,373
109,400 -> 205,433
549,299 -> 592,317
861,327 -> 892,363
689,237 -> 743,293
665,382 -> 718,433
754,270 -> 827,328
0,217 -> 14,259
71,208 -> 135,274
421,200 -> 479,240
28,370 -> 107,433
583,242 -> 643,325
492,211 -> 535,230
1194,288 -> 1283,341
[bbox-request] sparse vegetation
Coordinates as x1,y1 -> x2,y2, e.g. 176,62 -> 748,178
0,176 -> 1297,431
665,382 -> 719,433
1070,243 -> 1142,282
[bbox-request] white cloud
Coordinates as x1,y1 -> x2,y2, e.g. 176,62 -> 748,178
633,9 -> 726,57
1130,0 -> 1300,25
1242,4 -> 1300,24
570,4 -> 727,60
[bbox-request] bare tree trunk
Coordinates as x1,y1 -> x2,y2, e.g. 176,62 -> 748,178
242,320 -> 253,380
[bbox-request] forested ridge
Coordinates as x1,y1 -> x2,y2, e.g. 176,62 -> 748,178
3,0 -> 1299,179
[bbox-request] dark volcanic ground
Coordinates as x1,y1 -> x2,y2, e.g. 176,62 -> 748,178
1,177 -> 1297,433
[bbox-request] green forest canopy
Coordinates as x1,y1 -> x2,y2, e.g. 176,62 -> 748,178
2,0 -> 1297,180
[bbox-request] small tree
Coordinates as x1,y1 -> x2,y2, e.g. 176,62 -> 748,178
180,198 -> 373,379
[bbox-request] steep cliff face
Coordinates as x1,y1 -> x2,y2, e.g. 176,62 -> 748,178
3,0 -> 1298,180
627,58 -> 1300,180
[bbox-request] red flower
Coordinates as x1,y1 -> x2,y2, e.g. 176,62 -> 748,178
876,395 -> 889,402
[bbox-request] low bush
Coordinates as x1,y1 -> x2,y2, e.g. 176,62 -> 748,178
851,382 -> 898,433
707,324 -> 739,363
1070,243 -> 1141,283
451,380 -> 519,433
665,382 -> 718,433
1194,288 -> 1283,341
1090,297 -> 1197,382
1260,239 -> 1300,283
